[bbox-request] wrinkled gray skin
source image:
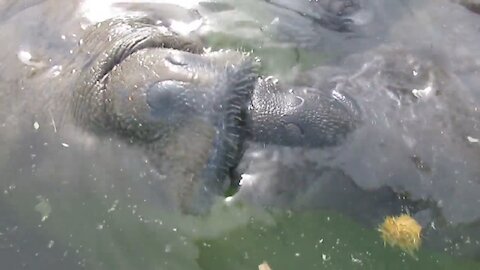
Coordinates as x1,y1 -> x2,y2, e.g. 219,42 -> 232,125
69,17 -> 360,214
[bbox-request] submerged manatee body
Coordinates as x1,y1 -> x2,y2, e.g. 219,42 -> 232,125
234,0 -> 480,258
261,0 -> 408,62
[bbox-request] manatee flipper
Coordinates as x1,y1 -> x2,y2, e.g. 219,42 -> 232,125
249,78 -> 361,147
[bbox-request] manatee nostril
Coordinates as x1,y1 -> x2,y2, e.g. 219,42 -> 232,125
284,92 -> 305,112
146,80 -> 190,121
341,17 -> 355,26
165,55 -> 187,66
284,122 -> 304,138
291,95 -> 305,108
325,0 -> 361,17
331,89 -> 362,121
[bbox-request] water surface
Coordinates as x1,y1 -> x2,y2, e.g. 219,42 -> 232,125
1,0 -> 480,269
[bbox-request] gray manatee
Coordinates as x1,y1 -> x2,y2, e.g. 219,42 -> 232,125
69,17 -> 360,214
260,0 -> 409,62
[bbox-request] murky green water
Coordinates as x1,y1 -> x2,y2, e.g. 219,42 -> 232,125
1,0 -> 480,269
5,188 -> 480,269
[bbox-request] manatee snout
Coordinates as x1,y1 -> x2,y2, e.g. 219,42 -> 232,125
71,17 -> 258,214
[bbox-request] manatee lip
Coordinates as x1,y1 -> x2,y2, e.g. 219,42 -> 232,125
195,59 -> 259,196
181,61 -> 259,215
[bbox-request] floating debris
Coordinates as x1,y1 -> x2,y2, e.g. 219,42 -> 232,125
412,85 -> 433,99
258,261 -> 272,270
17,50 -> 46,69
378,214 -> 422,257
467,136 -> 479,143
34,195 -> 52,222
47,240 -> 55,249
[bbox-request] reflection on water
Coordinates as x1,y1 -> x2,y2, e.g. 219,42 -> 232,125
1,0 -> 480,269
80,0 -> 202,27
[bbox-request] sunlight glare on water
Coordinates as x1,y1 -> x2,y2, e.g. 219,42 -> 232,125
80,0 -> 202,23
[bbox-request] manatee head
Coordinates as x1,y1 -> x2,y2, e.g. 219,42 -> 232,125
71,17 -> 258,214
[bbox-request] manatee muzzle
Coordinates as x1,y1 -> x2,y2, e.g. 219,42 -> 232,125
71,17 -> 258,214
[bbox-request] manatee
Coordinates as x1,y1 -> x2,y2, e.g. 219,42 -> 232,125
264,0 -> 366,33
260,0 -> 408,61
69,17 -> 360,214
456,0 -> 480,14
236,33 -> 480,262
